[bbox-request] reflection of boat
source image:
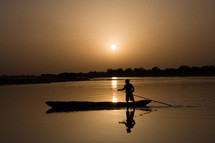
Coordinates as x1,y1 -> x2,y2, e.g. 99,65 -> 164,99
46,100 -> 151,113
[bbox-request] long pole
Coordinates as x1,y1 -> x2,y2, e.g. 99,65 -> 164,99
118,90 -> 172,107
133,94 -> 172,107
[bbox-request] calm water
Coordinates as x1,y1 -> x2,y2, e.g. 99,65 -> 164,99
0,77 -> 215,143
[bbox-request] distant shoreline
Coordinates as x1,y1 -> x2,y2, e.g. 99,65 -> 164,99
0,76 -> 89,86
1,75 -> 215,86
1,65 -> 215,86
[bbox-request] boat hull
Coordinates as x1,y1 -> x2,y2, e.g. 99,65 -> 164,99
46,100 -> 151,113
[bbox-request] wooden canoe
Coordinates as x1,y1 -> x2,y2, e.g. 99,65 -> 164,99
46,100 -> 151,113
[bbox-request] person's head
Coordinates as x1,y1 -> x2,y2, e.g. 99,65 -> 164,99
125,79 -> 130,83
127,128 -> 131,133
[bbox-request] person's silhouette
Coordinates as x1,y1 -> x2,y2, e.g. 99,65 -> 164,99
119,107 -> 136,133
118,79 -> 135,103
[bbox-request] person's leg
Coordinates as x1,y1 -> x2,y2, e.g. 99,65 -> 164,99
126,94 -> 129,103
130,94 -> 135,103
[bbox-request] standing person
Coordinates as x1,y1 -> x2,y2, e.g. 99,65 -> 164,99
118,79 -> 135,103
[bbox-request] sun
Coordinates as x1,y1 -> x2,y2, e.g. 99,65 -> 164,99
110,44 -> 117,50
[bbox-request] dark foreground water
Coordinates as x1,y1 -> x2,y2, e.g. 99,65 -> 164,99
0,77 -> 215,143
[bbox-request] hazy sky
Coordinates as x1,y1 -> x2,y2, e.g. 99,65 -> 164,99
1,0 -> 215,75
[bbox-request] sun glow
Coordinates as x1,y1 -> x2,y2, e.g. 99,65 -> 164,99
110,44 -> 116,50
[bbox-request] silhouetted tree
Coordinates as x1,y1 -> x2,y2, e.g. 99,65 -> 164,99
125,68 -> 133,76
116,68 -> 124,76
178,65 -> 191,75
133,68 -> 145,76
152,67 -> 160,71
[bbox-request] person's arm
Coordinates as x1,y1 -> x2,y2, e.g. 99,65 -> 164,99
119,121 -> 126,125
118,85 -> 126,91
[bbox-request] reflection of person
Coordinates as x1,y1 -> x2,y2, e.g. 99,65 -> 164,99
118,79 -> 135,103
119,107 -> 136,133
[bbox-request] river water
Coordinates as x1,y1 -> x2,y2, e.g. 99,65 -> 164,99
0,77 -> 215,143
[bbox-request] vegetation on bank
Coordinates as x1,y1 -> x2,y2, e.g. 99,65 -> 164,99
0,65 -> 215,85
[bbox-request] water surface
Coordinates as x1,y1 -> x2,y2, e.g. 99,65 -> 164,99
0,77 -> 215,143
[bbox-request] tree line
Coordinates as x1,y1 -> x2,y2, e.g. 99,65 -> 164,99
93,65 -> 215,77
0,65 -> 215,85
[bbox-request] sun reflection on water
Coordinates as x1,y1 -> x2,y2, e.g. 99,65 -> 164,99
112,96 -> 118,102
112,80 -> 117,89
112,77 -> 117,79
112,77 -> 118,102
111,77 -> 117,89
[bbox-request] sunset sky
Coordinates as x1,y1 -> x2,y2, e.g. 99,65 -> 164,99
1,0 -> 215,75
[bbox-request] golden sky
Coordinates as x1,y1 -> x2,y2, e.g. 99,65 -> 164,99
1,0 -> 215,74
